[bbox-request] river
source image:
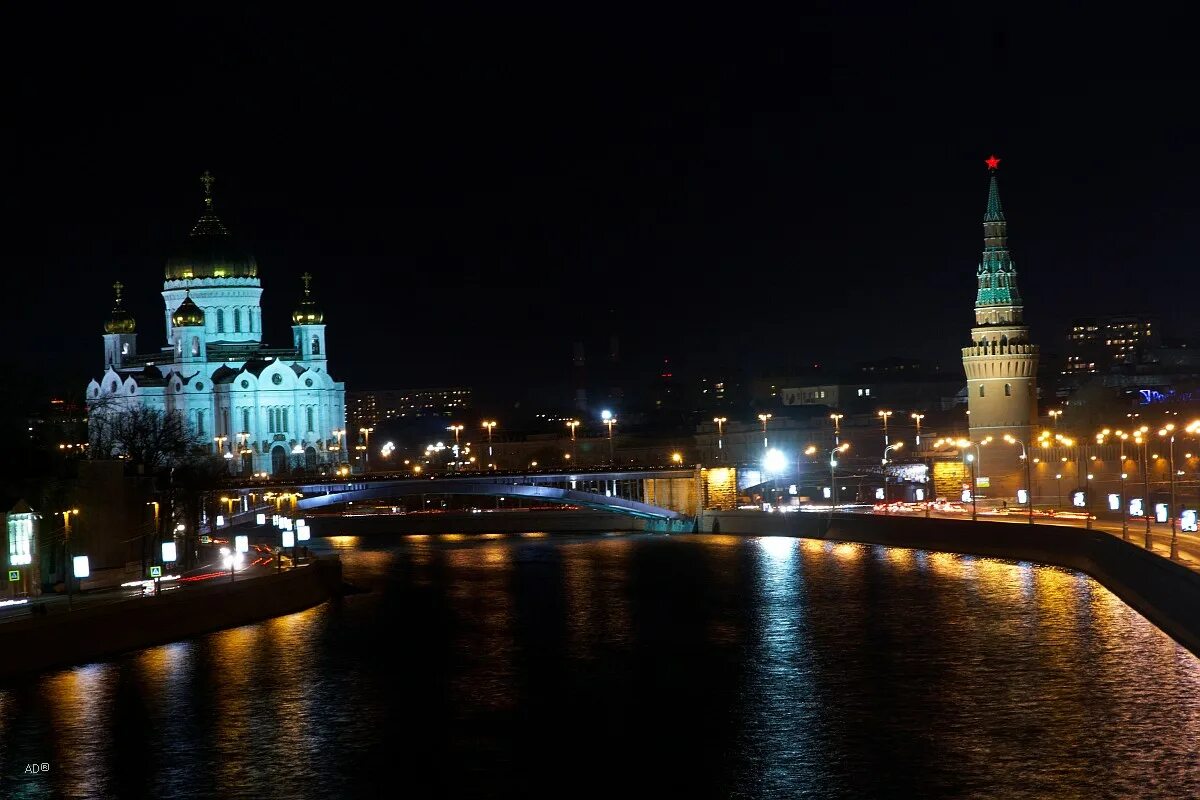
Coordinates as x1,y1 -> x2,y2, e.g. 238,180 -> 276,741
2,532 -> 1199,798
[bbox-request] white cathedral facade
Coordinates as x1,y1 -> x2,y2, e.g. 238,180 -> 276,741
87,172 -> 347,475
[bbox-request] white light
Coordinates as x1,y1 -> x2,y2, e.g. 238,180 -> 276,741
1072,491 -> 1086,508
1183,510 -> 1198,533
73,555 -> 90,579
601,409 -> 612,421
296,519 -> 306,528
216,515 -> 225,527
1155,503 -> 1169,523
915,488 -> 925,501
1108,493 -> 1121,511
762,448 -> 788,474
822,487 -> 832,499
235,535 -> 249,553
256,513 -> 266,525
875,488 -> 885,500
297,527 -> 311,542
282,530 -> 295,547
162,541 -> 177,562
1017,489 -> 1028,504
176,523 -> 186,532
1130,498 -> 1144,517
962,490 -> 972,502
788,484 -> 797,496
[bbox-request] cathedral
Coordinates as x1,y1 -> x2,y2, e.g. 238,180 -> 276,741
87,173 -> 347,476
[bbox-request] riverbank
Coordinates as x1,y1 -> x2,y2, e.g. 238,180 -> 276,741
0,557 -> 343,681
701,510 -> 1200,658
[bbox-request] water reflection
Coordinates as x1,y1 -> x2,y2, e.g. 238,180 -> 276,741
0,533 -> 1197,798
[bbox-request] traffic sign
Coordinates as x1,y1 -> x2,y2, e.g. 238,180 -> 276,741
149,566 -> 162,578
7,570 -> 18,582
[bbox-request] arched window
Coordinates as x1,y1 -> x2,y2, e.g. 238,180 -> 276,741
979,385 -> 985,398
190,336 -> 200,356
1004,383 -> 1012,396
306,406 -> 315,432
311,335 -> 321,355
234,308 -> 242,333
196,410 -> 205,437
242,408 -> 250,433
216,309 -> 225,333
283,409 -> 289,432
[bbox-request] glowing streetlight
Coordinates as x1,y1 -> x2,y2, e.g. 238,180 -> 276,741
1003,434 -> 1034,525
359,427 -> 374,471
602,411 -> 617,464
910,413 -> 924,447
332,428 -> 345,453
1048,409 -> 1062,429
882,441 -> 904,465
567,420 -> 580,463
757,413 -> 772,451
671,452 -> 683,465
877,410 -> 893,449
482,421 -> 496,467
1159,423 -> 1180,560
713,417 -> 727,458
830,413 -> 844,446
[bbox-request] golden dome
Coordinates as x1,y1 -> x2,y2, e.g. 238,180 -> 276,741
164,171 -> 258,281
104,281 -> 136,334
292,272 -> 325,324
172,292 -> 206,327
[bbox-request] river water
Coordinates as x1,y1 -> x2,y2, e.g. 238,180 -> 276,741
1,532 -> 1199,798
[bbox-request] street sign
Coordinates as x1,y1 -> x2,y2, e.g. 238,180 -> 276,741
200,535 -> 212,544
976,477 -> 991,489
7,570 -> 18,582
149,566 -> 162,578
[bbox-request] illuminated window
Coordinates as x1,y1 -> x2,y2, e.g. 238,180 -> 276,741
8,514 -> 33,566
312,335 -> 321,356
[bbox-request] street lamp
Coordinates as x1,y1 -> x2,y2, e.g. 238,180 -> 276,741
481,421 -> 496,468
332,428 -> 345,454
61,509 -> 80,608
910,413 -> 924,447
757,413 -> 772,452
882,441 -> 904,465
827,442 -> 851,524
567,420 -> 580,463
602,411 -> 617,464
359,427 -> 374,471
671,452 -> 683,465
878,410 -> 893,464
213,435 -> 228,456
1048,409 -> 1062,430
830,413 -> 844,446
1003,434 -> 1034,525
1159,423 -> 1179,560
713,417 -> 727,459
1134,426 -> 1151,549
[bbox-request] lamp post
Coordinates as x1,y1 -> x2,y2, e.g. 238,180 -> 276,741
910,413 -> 924,448
1159,423 -> 1179,560
758,413 -> 772,452
1049,409 -> 1062,430
481,421 -> 496,469
827,443 -> 850,525
359,427 -> 374,472
878,410 -> 893,450
830,413 -> 844,447
713,417 -> 727,460
332,428 -> 345,461
1134,426 -> 1151,549
1003,435 -> 1034,525
966,452 -> 978,521
213,435 -> 228,457
1055,472 -> 1063,510
567,420 -> 580,464
61,509 -> 80,607
882,442 -> 904,465
602,410 -> 617,465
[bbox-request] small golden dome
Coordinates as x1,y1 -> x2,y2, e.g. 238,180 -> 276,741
104,281 -> 136,334
172,292 -> 206,327
292,272 -> 325,324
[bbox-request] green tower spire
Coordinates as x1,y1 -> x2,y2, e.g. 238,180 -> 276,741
975,156 -> 1021,309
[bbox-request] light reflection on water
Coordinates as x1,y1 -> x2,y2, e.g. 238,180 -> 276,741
0,532 -> 1198,798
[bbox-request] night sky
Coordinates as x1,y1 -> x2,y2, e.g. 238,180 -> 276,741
7,7 -> 1200,401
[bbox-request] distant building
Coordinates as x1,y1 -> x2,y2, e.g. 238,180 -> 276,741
1065,315 -> 1159,374
347,387 -> 472,431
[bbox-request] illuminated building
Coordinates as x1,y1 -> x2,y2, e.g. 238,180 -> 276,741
347,388 -> 472,430
1065,315 -> 1159,374
961,156 -> 1038,494
85,172 -> 347,475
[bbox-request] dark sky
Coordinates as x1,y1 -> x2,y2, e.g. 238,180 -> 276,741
7,7 -> 1200,400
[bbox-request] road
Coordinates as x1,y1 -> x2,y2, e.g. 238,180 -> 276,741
860,505 -> 1200,570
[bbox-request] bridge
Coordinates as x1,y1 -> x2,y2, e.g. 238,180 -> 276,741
264,467 -> 732,521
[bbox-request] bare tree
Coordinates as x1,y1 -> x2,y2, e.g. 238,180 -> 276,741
88,401 -> 203,472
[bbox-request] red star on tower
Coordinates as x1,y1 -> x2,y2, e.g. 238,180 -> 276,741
985,154 -> 1001,171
